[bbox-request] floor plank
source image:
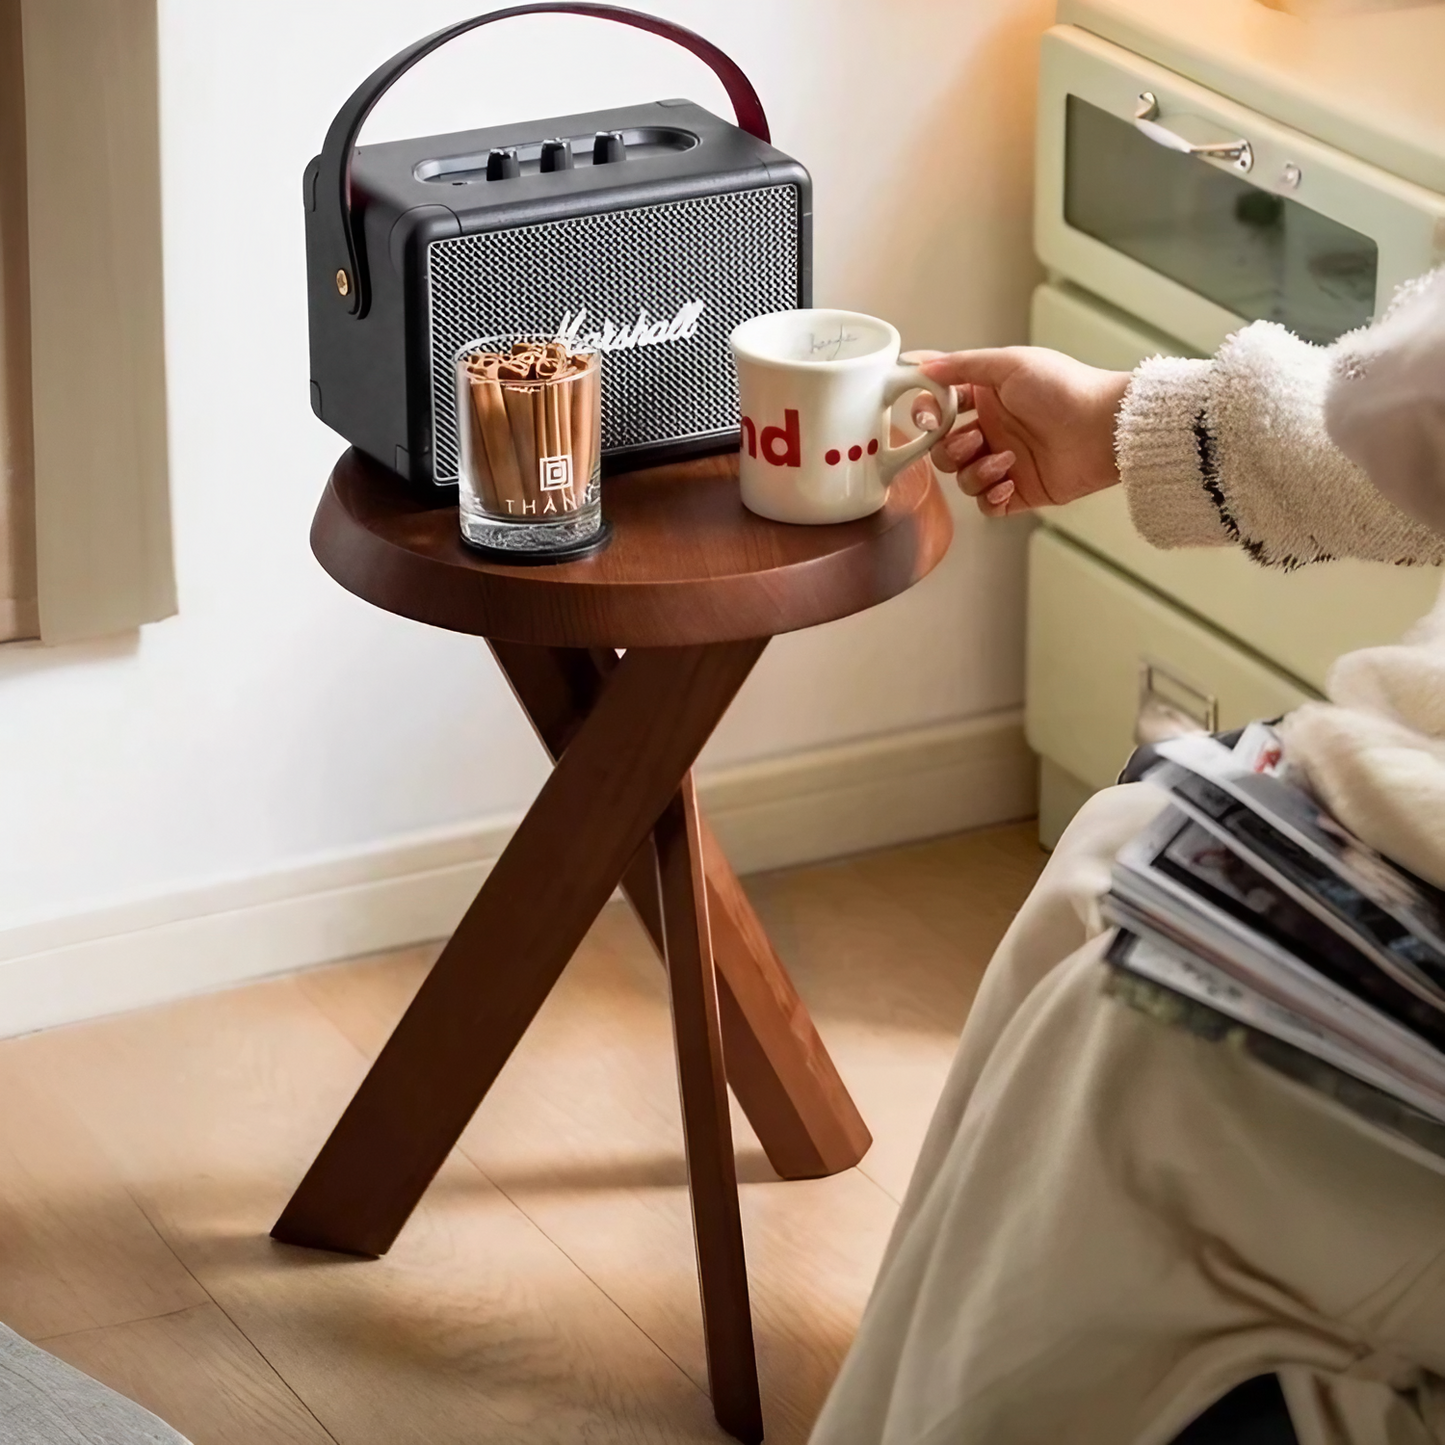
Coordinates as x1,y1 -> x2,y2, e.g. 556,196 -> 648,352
40,1302 -> 336,1445
842,823 -> 1045,961
0,1052 -> 206,1341
10,976 -> 723,1444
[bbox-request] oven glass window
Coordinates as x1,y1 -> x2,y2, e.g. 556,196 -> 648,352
1065,96 -> 1377,344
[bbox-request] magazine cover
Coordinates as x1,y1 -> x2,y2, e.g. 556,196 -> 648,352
1101,886 -> 1445,1097
1114,810 -> 1445,1049
1146,758 -> 1445,1009
1104,936 -> 1445,1163
1154,733 -> 1445,976
1106,928 -> 1445,1124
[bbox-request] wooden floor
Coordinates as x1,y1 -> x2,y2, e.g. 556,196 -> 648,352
0,823 -> 1044,1444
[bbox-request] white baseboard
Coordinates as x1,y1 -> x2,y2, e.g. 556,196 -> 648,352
700,709 -> 1035,874
0,710 -> 1034,1039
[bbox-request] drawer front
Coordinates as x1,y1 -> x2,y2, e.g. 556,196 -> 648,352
1027,528 -> 1314,791
1031,277 -> 1197,370
1037,25 -> 1445,356
1030,281 -> 1443,693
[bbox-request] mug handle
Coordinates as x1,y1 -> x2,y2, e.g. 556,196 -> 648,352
879,365 -> 961,484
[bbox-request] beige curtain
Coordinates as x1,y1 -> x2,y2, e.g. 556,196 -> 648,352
0,0 -> 37,642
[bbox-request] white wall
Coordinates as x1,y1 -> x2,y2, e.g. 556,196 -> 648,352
0,1 -> 1047,958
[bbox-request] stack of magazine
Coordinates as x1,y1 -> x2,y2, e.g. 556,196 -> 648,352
1103,726 -> 1445,1150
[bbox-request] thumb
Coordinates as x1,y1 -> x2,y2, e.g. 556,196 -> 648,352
920,348 -> 1021,389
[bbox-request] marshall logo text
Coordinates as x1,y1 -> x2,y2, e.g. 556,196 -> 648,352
554,300 -> 705,354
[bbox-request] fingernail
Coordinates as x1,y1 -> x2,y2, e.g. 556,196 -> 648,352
985,479 -> 1015,508
946,430 -> 983,462
977,450 -> 1014,483
916,408 -> 938,429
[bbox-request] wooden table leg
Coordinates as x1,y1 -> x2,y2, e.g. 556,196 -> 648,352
655,775 -> 763,1445
272,639 -> 765,1259
648,821 -> 872,1176
489,640 -> 872,1179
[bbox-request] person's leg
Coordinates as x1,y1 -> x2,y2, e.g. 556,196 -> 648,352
881,782 -> 1167,1268
812,942 -> 1445,1445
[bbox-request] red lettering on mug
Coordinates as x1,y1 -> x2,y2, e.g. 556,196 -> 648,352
762,409 -> 801,467
740,416 -> 757,458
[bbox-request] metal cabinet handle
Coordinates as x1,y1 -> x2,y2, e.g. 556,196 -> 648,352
1134,92 -> 1252,174
1135,660 -> 1220,747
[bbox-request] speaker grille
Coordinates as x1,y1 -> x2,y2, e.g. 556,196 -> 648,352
427,183 -> 799,484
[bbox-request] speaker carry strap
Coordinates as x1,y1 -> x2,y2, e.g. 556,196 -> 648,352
318,3 -> 771,319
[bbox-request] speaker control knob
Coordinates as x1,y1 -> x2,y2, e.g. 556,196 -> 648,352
592,131 -> 626,165
540,138 -> 574,173
485,147 -> 521,181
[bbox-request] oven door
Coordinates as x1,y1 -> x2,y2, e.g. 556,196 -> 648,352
1037,25 -> 1445,354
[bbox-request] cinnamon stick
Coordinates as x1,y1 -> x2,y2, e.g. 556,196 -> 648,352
550,372 -> 572,471
467,357 -> 526,511
523,364 -> 563,512
502,380 -> 539,498
459,362 -> 500,511
569,354 -> 598,507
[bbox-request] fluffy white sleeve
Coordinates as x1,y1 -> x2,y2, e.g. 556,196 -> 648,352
1114,319 -> 1445,569
1327,267 -> 1445,540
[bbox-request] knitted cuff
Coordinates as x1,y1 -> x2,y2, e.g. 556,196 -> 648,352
1211,321 -> 1445,569
1115,356 -> 1230,550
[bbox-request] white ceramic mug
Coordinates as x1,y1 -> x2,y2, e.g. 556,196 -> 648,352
728,308 -> 958,524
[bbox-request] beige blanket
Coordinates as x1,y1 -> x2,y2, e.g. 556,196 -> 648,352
1284,580 -> 1445,895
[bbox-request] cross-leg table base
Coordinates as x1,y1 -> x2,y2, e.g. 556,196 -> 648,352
272,638 -> 873,1443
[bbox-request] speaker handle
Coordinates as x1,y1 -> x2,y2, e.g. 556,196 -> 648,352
318,3 -> 770,319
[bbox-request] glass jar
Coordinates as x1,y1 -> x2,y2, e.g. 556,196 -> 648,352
453,336 -> 605,559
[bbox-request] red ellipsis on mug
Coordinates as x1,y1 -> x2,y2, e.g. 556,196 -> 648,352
823,440 -> 879,465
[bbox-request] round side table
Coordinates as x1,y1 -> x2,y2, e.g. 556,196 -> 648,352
273,445 -> 953,1443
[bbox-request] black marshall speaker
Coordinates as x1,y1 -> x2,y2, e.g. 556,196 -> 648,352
305,3 -> 812,495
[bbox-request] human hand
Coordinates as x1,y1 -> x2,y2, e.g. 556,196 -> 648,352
905,347 -> 1130,516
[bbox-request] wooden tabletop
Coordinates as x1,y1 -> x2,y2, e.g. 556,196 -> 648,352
312,446 -> 953,649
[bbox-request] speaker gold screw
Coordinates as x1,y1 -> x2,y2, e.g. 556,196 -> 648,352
335,268 -> 350,297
